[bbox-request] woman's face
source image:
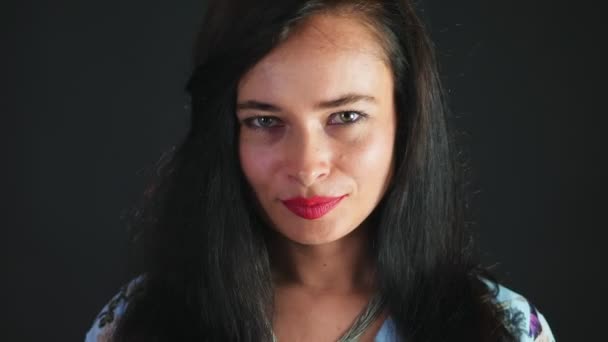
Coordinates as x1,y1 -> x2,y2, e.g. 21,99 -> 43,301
237,14 -> 396,245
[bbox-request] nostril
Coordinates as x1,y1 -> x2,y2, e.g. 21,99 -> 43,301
290,169 -> 329,188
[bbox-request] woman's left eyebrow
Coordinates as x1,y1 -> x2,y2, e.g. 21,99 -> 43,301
314,93 -> 376,110
236,93 -> 376,112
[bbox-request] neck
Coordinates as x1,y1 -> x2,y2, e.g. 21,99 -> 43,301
269,223 -> 375,294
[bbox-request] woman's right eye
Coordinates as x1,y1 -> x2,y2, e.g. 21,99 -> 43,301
243,116 -> 282,129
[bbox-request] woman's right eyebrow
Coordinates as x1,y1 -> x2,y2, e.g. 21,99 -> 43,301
236,100 -> 281,112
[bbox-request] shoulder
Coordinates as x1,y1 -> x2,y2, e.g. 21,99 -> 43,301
84,275 -> 145,342
482,279 -> 556,342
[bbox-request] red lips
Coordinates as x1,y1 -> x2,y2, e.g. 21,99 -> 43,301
281,195 -> 348,219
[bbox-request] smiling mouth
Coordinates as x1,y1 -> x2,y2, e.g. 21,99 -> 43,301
281,195 -> 348,219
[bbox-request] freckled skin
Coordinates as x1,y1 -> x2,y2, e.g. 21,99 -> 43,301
237,14 -> 396,246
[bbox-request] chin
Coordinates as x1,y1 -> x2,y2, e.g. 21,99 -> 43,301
272,216 -> 357,246
282,233 -> 346,246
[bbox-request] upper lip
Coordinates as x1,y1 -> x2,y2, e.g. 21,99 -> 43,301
281,195 -> 346,206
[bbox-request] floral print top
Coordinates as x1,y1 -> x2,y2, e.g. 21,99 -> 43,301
85,276 -> 555,341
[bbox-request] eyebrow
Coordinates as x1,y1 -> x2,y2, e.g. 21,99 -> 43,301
236,93 -> 376,112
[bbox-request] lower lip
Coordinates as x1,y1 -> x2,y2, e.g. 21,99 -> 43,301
282,195 -> 347,220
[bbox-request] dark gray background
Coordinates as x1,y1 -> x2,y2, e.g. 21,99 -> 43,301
3,0 -> 606,340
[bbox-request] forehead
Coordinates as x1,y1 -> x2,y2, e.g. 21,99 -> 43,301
237,14 -> 392,102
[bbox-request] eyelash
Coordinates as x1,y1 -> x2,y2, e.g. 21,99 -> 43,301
241,111 -> 368,130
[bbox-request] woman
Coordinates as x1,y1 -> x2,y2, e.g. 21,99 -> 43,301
86,0 -> 555,341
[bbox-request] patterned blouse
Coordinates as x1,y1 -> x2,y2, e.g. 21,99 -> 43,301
85,276 -> 555,341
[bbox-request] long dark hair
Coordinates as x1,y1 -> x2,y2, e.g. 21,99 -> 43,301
114,0 -> 518,341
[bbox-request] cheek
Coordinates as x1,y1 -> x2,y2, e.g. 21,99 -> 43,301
340,128 -> 395,202
239,143 -> 276,192
364,133 -> 393,165
346,129 -> 394,177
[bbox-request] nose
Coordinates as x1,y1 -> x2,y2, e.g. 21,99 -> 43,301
285,127 -> 331,188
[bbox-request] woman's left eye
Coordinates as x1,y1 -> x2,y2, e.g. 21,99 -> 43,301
329,111 -> 367,125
